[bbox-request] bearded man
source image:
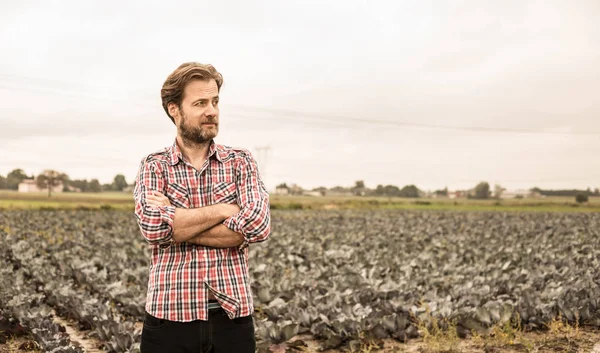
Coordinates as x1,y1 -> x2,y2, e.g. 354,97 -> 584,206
133,62 -> 271,353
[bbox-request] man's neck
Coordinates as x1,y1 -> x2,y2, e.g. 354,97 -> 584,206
177,136 -> 212,166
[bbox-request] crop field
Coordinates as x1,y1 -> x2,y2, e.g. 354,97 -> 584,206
1,209 -> 600,352
1,190 -> 600,213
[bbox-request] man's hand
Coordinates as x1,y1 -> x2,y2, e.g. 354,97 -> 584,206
187,225 -> 245,248
146,191 -> 241,245
147,190 -> 172,207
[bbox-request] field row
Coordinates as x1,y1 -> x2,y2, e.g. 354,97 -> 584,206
1,210 -> 599,352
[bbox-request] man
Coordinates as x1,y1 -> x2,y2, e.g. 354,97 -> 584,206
133,62 -> 271,353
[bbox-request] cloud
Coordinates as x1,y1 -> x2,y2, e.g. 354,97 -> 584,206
1,0 -> 599,189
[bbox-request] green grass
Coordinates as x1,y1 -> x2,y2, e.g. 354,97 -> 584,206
0,190 -> 132,210
0,190 -> 132,201
269,194 -> 600,213
1,190 -> 599,212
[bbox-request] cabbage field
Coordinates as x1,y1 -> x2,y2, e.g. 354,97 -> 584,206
1,209 -> 599,352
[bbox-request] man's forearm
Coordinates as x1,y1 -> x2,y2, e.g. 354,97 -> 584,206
172,205 -> 232,243
186,224 -> 244,248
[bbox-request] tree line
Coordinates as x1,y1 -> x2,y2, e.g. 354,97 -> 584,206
0,168 -> 130,196
279,180 -> 600,201
3,168 -> 598,201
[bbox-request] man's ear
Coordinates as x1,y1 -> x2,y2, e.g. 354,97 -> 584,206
168,103 -> 180,123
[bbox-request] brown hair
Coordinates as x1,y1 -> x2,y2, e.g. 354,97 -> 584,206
161,62 -> 224,123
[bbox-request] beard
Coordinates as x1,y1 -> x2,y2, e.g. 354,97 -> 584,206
178,110 -> 219,146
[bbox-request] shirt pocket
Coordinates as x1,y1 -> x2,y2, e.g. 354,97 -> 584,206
166,182 -> 190,208
213,181 -> 237,204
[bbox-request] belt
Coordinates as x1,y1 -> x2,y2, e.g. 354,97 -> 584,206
208,299 -> 221,311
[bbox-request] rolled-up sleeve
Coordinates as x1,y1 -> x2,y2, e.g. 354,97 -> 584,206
222,151 -> 271,250
133,158 -> 176,247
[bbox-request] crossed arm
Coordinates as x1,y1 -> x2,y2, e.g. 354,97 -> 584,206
133,153 -> 271,250
146,192 -> 244,248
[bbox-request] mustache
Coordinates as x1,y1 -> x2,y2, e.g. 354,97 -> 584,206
202,118 -> 218,124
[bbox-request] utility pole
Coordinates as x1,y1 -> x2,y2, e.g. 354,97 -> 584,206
254,145 -> 271,189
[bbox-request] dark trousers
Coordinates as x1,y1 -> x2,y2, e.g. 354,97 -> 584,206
140,308 -> 256,353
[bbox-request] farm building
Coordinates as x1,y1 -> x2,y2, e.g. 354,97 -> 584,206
18,179 -> 64,193
275,185 -> 290,195
448,190 -> 469,199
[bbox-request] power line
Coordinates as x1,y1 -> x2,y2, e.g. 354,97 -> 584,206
229,105 -> 600,136
455,175 -> 600,184
1,74 -> 600,136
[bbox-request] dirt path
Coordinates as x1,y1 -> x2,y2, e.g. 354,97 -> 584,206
50,309 -> 105,353
3,319 -> 599,353
264,327 -> 600,353
0,312 -> 107,353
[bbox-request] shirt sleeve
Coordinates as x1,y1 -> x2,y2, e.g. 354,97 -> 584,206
133,158 -> 176,248
222,151 -> 271,250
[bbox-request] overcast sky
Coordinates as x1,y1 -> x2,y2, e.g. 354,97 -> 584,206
1,0 -> 599,191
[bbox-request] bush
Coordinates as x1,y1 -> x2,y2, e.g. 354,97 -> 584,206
575,194 -> 589,203
414,200 -> 431,205
286,203 -> 304,210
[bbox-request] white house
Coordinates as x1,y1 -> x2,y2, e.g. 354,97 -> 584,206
275,186 -> 289,195
18,179 -> 64,193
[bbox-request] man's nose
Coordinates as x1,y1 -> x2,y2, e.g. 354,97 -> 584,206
206,102 -> 218,116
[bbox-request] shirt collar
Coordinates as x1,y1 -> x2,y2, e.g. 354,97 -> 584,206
169,138 -> 223,166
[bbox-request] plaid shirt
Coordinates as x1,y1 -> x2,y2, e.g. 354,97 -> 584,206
133,139 -> 271,322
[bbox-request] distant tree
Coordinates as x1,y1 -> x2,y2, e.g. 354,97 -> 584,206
374,185 -> 385,196
530,187 -> 543,194
0,175 -> 6,189
531,188 -> 593,197
473,182 -> 491,199
399,184 -> 420,198
112,174 -> 128,191
6,168 -> 29,190
374,184 -> 401,197
102,183 -> 114,192
312,187 -> 327,196
89,179 -> 102,193
352,180 -> 366,196
36,170 -> 68,197
69,179 -> 89,192
595,188 -> 600,196
330,186 -> 349,193
276,183 -> 289,189
434,187 -> 448,197
494,184 -> 505,199
576,194 -> 589,203
61,175 -> 72,192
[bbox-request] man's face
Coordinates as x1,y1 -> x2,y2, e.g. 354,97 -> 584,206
171,79 -> 220,145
